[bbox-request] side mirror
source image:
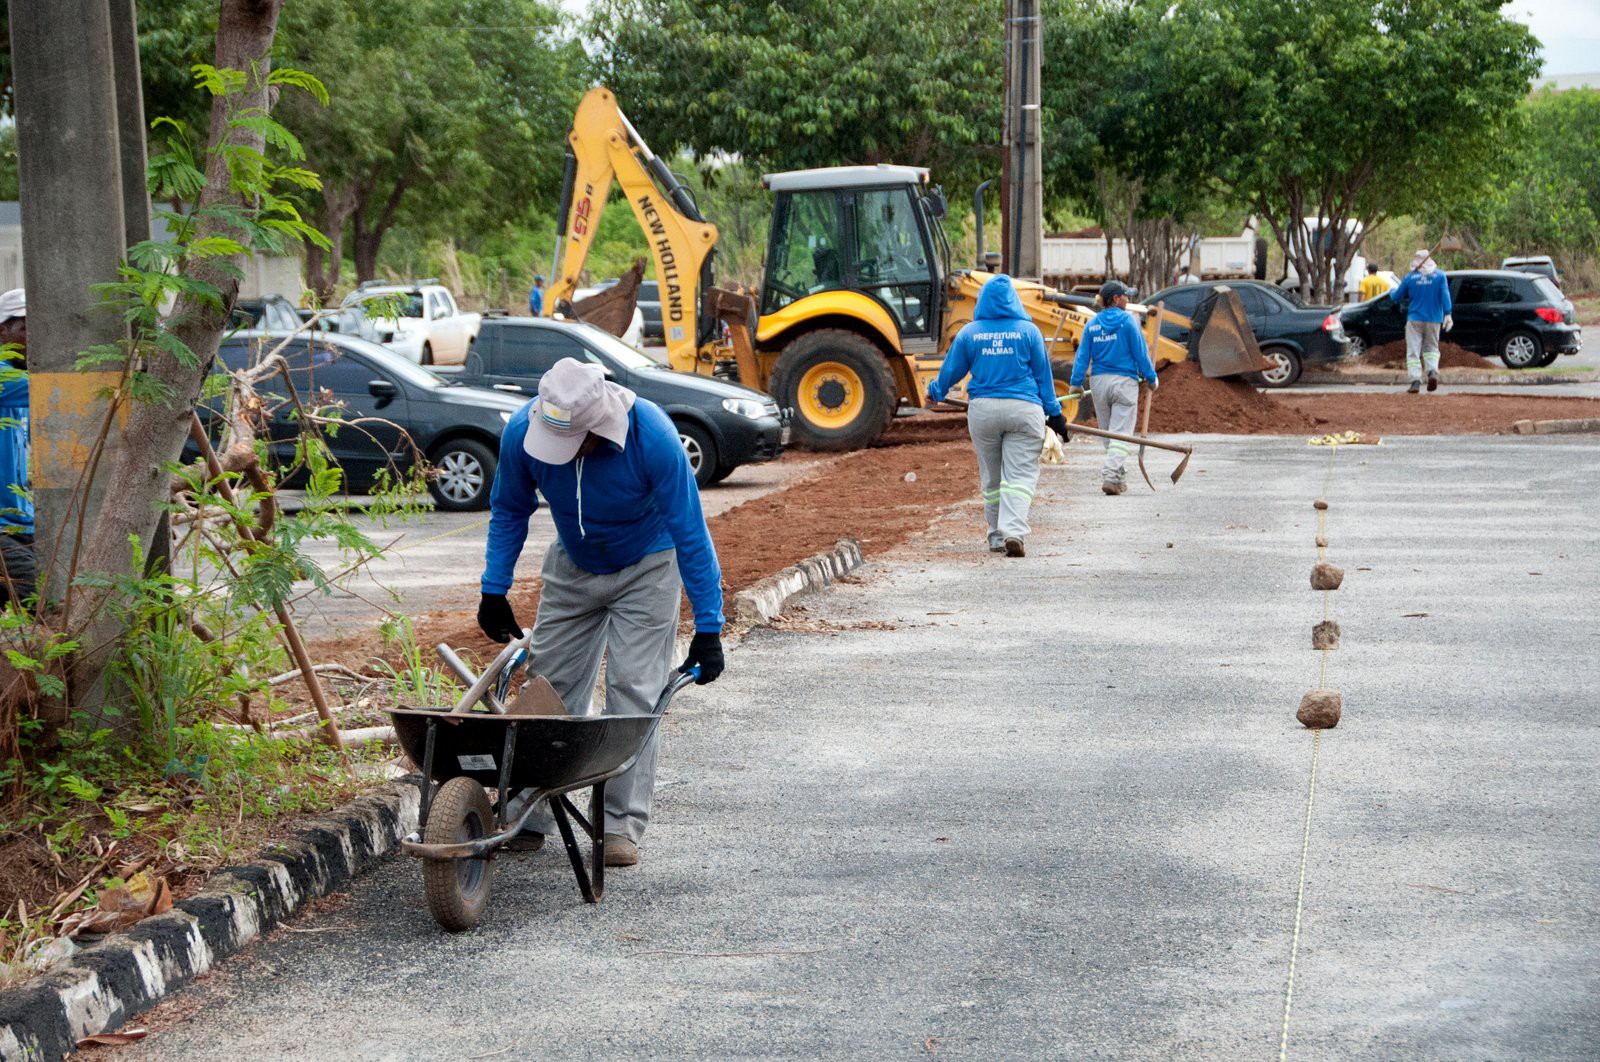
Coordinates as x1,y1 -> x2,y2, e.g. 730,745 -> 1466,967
368,379 -> 398,401
928,185 -> 949,219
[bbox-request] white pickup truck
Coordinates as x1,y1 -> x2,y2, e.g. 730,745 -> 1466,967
342,281 -> 481,365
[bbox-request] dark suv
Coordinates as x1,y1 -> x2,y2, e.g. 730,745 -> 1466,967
1340,270 -> 1581,368
1144,279 -> 1354,387
437,316 -> 785,487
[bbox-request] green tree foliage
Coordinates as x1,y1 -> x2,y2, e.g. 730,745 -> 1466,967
1474,89 -> 1600,262
589,0 -> 1002,191
271,0 -> 584,295
1042,0 -> 1248,292
1205,0 -> 1539,300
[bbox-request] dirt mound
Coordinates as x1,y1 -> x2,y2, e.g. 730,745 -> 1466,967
1364,340 -> 1496,370
875,413 -> 970,447
1277,392 -> 1600,435
1139,360 -> 1319,434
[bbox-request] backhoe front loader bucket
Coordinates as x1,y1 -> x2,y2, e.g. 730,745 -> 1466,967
569,257 -> 646,339
1187,285 -> 1269,378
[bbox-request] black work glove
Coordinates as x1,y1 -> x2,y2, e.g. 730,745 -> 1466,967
679,631 -> 725,685
1045,414 -> 1070,442
477,593 -> 522,644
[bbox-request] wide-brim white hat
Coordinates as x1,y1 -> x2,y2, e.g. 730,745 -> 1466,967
523,357 -> 636,464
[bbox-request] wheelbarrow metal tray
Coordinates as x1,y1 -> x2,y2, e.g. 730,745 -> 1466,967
390,708 -> 659,791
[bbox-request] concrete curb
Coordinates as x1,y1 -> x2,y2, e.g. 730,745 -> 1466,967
0,779 -> 422,1061
1511,417 -> 1600,435
1304,367 -> 1594,386
731,538 -> 864,629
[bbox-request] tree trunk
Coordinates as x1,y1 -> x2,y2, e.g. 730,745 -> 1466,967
66,0 -> 285,694
305,181 -> 355,303
350,169 -> 410,283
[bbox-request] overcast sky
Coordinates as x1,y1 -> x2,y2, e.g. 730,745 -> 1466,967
560,1 -> 1597,77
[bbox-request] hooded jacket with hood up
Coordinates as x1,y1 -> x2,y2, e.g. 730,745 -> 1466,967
1069,304 -> 1157,389
927,275 -> 1062,415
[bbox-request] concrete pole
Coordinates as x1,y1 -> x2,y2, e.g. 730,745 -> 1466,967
10,0 -> 130,599
109,0 -> 152,249
1002,0 -> 1044,280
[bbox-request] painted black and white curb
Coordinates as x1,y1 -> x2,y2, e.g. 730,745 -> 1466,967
731,537 -> 864,629
0,780 -> 422,1061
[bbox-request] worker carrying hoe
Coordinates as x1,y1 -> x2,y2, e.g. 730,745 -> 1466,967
477,357 -> 725,868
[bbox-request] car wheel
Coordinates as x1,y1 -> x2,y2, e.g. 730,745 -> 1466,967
1498,329 -> 1543,369
1344,330 -> 1369,359
1533,348 -> 1560,368
675,420 -> 718,489
421,343 -> 434,366
428,438 -> 496,511
1254,347 -> 1302,388
707,462 -> 736,486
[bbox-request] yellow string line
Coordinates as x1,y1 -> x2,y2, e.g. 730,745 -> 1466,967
1279,728 -> 1323,1061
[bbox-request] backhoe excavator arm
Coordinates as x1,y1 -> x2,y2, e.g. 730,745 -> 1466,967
549,87 -> 720,371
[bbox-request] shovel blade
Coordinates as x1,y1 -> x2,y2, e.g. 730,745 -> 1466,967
1170,450 -> 1193,483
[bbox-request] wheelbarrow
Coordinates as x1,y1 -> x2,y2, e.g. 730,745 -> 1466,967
389,630 -> 698,931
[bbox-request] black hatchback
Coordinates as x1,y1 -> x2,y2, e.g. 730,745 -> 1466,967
438,316 -> 786,487
1339,270 -> 1582,369
1144,279 -> 1354,387
207,331 -> 525,511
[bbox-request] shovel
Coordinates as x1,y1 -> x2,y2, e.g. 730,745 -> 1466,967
1062,391 -> 1193,484
1136,383 -> 1155,491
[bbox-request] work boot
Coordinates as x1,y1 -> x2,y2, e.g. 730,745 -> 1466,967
1426,369 -> 1439,392
988,532 -> 1005,553
1102,480 -> 1126,496
1003,537 -> 1025,557
504,829 -> 544,853
603,833 -> 639,867
1407,379 -> 1421,394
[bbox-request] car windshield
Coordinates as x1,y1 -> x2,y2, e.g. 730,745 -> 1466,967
317,333 -> 445,389
354,292 -> 425,319
572,322 -> 662,369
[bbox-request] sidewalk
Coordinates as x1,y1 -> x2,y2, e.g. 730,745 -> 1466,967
124,436 -> 1600,1060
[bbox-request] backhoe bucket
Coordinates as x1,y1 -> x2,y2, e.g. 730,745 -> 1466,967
1189,286 -> 1269,379
570,257 -> 645,339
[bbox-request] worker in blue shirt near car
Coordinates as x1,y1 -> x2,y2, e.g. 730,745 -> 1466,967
528,274 -> 545,316
927,274 -> 1069,558
0,289 -> 34,608
478,358 -> 724,869
1389,249 -> 1453,393
1070,280 -> 1159,496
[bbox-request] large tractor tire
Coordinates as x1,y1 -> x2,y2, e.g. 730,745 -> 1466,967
771,330 -> 897,451
1051,359 -> 1092,424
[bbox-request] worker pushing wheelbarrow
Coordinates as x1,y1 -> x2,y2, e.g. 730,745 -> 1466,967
395,357 -> 726,931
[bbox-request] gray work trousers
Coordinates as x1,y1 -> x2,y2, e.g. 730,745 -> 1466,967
1404,321 -> 1442,381
967,397 -> 1045,543
1091,374 -> 1141,485
523,542 -> 681,844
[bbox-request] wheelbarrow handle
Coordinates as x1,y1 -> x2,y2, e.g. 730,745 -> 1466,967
654,668 -> 699,715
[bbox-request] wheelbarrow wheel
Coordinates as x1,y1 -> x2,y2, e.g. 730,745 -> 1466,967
423,776 -> 495,931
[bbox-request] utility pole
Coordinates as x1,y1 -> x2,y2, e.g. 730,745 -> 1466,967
10,0 -> 132,601
1001,0 -> 1044,280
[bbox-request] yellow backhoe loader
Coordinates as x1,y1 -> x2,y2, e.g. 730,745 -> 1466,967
550,87 -> 1264,451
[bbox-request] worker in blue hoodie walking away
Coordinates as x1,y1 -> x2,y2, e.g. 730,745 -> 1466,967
1070,280 -> 1159,496
1389,249 -> 1453,393
928,274 -> 1069,557
478,358 -> 725,868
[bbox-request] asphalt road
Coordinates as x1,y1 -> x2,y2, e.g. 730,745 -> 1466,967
133,434 -> 1599,1059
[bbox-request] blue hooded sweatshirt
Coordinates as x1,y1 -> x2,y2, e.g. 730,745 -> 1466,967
1389,267 -> 1452,323
481,396 -> 724,632
0,371 -> 30,535
1069,305 -> 1157,389
927,275 -> 1062,415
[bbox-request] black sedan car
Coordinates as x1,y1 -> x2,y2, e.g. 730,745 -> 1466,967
1145,279 -> 1354,387
1339,270 -> 1582,369
207,331 -> 525,511
437,316 -> 786,487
